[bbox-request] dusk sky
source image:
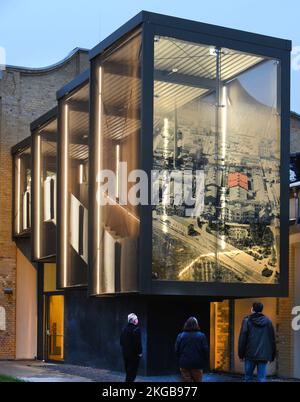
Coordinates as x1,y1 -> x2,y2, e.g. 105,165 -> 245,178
0,0 -> 299,111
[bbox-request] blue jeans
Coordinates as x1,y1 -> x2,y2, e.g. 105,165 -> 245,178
244,360 -> 268,382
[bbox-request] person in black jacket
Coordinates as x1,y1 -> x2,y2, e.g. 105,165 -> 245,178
238,302 -> 276,382
175,317 -> 209,382
120,313 -> 142,382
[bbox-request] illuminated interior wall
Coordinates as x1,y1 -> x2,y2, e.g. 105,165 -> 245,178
44,263 -> 57,292
57,83 -> 89,288
152,35 -> 281,285
32,118 -> 57,260
89,30 -> 141,295
210,301 -> 230,371
13,146 -> 31,236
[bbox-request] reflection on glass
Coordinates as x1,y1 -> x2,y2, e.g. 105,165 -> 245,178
14,146 -> 31,235
33,118 -> 57,259
152,36 -> 280,284
90,31 -> 141,294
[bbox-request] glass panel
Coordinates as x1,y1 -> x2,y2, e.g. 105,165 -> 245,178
90,30 -> 141,294
218,57 -> 280,284
58,83 -> 89,287
47,295 -> 64,361
152,36 -> 280,284
32,118 -> 57,259
152,36 -> 217,282
14,146 -> 31,235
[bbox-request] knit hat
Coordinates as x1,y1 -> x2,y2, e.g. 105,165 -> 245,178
128,313 -> 138,324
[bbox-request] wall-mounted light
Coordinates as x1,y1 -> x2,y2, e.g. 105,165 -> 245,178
209,47 -> 217,57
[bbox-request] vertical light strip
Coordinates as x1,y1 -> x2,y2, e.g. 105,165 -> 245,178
115,144 -> 120,199
220,85 -> 227,250
16,157 -> 21,234
79,163 -> 83,184
36,134 -> 41,259
161,117 -> 169,233
63,103 -> 69,287
96,66 -> 103,294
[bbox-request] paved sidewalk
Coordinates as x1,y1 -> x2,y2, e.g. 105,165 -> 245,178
0,361 -> 92,382
42,364 -> 239,382
0,360 -> 298,382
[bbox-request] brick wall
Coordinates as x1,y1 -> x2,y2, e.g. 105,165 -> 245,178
277,231 -> 300,377
0,49 -> 89,358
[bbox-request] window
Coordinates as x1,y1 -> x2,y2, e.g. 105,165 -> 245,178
152,36 -> 281,284
32,115 -> 57,260
13,143 -> 31,236
44,263 -> 57,292
89,30 -> 141,294
57,82 -> 89,288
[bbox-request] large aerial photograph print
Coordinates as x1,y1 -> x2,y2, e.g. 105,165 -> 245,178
152,37 -> 280,284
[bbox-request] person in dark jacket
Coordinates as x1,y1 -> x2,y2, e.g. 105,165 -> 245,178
120,313 -> 142,382
238,302 -> 276,382
175,317 -> 209,382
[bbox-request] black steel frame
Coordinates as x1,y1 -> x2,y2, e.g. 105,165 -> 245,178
56,69 -> 90,101
89,11 -> 290,298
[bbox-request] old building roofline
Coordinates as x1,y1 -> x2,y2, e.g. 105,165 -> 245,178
5,47 -> 89,74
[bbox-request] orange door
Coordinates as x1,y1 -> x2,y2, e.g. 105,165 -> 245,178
46,295 -> 64,361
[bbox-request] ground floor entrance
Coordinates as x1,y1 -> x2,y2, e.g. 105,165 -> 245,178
45,294 -> 64,361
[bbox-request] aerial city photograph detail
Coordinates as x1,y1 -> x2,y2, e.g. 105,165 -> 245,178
0,0 -> 299,391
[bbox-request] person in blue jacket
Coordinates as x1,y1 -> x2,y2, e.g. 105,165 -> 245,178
175,317 -> 209,382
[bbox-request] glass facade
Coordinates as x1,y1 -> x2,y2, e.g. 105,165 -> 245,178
89,30 -> 141,294
152,36 -> 281,284
13,144 -> 31,236
57,82 -> 89,288
13,14 -> 289,297
32,117 -> 57,260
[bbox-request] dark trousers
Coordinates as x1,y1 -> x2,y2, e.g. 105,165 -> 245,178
123,356 -> 140,382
